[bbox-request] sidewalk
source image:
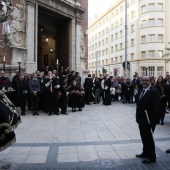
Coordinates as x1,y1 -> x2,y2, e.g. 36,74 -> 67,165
0,102 -> 170,170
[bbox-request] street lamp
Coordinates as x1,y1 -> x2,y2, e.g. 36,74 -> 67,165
96,51 -> 98,77
17,57 -> 22,76
55,59 -> 59,75
145,66 -> 148,75
2,56 -> 6,71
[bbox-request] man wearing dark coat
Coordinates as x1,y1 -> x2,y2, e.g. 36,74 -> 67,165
84,74 -> 93,105
44,71 -> 60,116
136,75 -> 160,163
103,74 -> 111,105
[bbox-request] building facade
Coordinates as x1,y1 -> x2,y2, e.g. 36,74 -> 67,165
0,0 -> 88,80
88,0 -> 170,78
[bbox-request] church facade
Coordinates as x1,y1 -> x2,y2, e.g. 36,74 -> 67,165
1,0 -> 88,79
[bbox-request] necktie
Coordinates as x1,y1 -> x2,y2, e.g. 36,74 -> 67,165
140,90 -> 145,99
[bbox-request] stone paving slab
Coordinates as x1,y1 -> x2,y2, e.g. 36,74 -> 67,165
0,102 -> 170,169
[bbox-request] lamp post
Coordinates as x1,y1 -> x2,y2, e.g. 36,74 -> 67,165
17,57 -> 22,76
2,56 -> 6,71
96,51 -> 98,77
56,59 -> 59,75
145,66 -> 148,75
124,0 -> 128,78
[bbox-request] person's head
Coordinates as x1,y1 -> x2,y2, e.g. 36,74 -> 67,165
0,71 -> 5,77
32,73 -> 37,79
66,66 -> 69,71
46,66 -> 49,70
48,71 -> 52,77
92,74 -> 95,78
19,73 -> 25,80
24,72 -> 29,78
111,84 -> 115,88
141,75 -> 151,88
73,80 -> 77,86
88,74 -> 91,78
157,76 -> 164,83
15,69 -> 19,75
53,70 -> 57,75
106,73 -> 109,77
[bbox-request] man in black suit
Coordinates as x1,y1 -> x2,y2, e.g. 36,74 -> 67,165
136,75 -> 160,163
84,74 -> 93,105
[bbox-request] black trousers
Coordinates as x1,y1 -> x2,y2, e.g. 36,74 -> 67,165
139,124 -> 156,158
31,93 -> 39,111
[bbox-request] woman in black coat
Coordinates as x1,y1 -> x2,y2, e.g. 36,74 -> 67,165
155,76 -> 168,125
15,74 -> 28,115
29,73 -> 40,115
68,80 -> 79,112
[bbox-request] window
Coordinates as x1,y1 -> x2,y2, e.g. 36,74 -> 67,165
111,35 -> 114,41
102,50 -> 105,55
111,24 -> 114,29
158,19 -> 163,26
106,48 -> 108,54
111,58 -> 114,63
102,30 -> 104,35
158,50 -> 163,58
131,39 -> 134,46
149,51 -> 155,58
115,33 -> 118,39
102,60 -> 104,65
120,5 -> 123,12
131,11 -> 135,19
131,53 -> 134,60
106,59 -> 108,65
111,46 -> 113,53
141,20 -> 147,28
98,41 -> 101,47
115,57 -> 117,63
158,34 -> 163,42
115,21 -> 118,27
149,19 -> 155,26
149,67 -> 155,76
102,40 -> 104,45
149,34 -> 155,42
106,38 -> 108,44
158,3 -> 163,11
141,35 -> 146,43
141,67 -> 146,76
157,67 -> 163,76
120,18 -> 123,24
141,51 -> 146,58
141,5 -> 146,13
149,4 -> 155,11
120,30 -> 123,37
106,27 -> 108,33
120,43 -> 123,49
115,45 -> 118,51
120,56 -> 122,63
131,24 -> 135,32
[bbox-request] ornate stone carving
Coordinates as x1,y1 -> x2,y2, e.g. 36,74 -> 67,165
8,0 -> 26,47
80,26 -> 85,58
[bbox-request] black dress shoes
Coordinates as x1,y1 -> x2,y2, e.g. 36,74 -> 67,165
142,157 -> 156,163
166,149 -> 170,153
136,153 -> 148,158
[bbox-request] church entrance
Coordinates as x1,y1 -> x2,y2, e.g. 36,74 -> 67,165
38,7 -> 70,73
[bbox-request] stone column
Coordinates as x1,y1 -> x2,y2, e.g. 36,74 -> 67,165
25,1 -> 37,73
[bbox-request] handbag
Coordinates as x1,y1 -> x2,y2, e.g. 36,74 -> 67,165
116,88 -> 121,94
23,90 -> 28,95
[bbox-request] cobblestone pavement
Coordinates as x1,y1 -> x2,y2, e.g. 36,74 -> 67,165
0,102 -> 170,170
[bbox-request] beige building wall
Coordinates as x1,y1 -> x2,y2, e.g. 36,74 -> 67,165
88,0 -> 170,78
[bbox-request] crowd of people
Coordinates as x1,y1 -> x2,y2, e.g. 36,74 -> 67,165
0,67 -> 170,124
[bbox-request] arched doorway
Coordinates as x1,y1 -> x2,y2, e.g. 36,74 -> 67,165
38,7 -> 70,73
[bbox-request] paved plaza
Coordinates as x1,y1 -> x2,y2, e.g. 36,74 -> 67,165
0,102 -> 170,170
